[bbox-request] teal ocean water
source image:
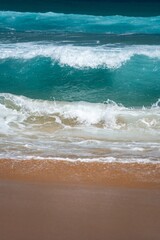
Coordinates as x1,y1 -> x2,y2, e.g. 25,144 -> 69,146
0,9 -> 160,162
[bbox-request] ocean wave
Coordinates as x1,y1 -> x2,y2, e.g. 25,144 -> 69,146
0,93 -> 160,131
0,43 -> 160,69
0,93 -> 160,162
0,43 -> 160,106
0,10 -> 160,163
0,11 -> 160,34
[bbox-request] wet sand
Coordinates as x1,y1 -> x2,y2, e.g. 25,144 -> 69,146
0,159 -> 160,240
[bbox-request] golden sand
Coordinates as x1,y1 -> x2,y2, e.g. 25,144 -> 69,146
1,159 -> 160,240
0,159 -> 160,188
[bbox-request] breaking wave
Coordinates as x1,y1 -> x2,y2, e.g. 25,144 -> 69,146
0,93 -> 160,131
0,43 -> 160,69
0,93 -> 160,162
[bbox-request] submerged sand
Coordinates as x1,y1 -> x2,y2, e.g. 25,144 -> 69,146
0,159 -> 160,187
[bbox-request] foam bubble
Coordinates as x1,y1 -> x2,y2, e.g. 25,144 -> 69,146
152,98 -> 160,108
0,93 -> 160,162
0,43 -> 160,69
0,93 -> 160,131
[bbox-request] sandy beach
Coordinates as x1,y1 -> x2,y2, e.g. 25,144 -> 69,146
0,159 -> 160,187
1,1 -> 160,240
0,159 -> 160,240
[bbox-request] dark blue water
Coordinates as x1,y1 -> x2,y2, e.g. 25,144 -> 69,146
1,0 -> 160,16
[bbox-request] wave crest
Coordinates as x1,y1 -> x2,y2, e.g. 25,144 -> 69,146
0,11 -> 160,34
0,43 -> 160,69
0,93 -> 160,131
0,93 -> 160,162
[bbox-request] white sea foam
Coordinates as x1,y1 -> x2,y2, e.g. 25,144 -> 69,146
0,93 -> 160,131
0,154 -> 160,164
0,93 -> 160,162
0,43 -> 160,69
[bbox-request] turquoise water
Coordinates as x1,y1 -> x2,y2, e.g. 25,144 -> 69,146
0,54 -> 160,106
1,11 -> 160,33
0,10 -> 160,162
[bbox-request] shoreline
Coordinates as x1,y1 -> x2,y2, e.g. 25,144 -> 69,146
0,159 -> 160,188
